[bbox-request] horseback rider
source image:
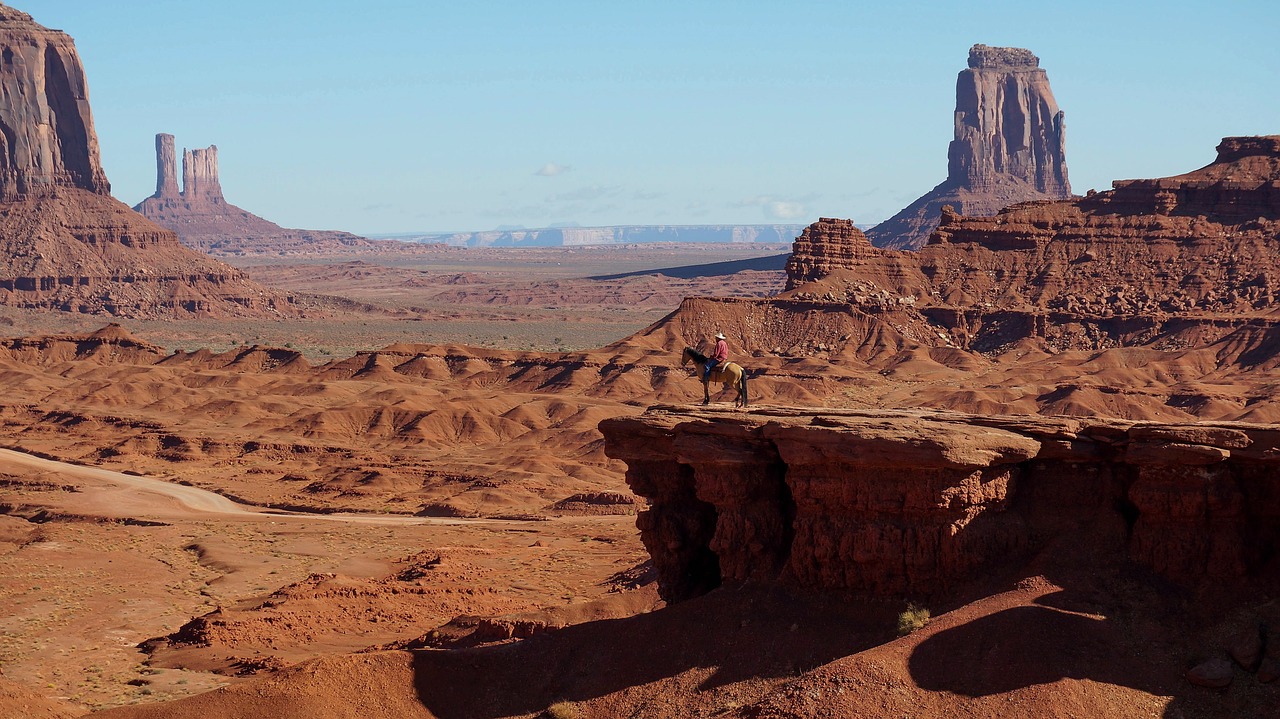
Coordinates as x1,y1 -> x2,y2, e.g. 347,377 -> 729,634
704,332 -> 729,380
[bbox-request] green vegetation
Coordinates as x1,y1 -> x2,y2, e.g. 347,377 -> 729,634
897,602 -> 931,636
546,701 -> 582,719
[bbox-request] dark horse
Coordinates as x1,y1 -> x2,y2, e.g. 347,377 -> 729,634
682,347 -> 748,407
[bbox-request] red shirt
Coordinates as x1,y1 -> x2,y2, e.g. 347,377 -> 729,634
712,339 -> 729,362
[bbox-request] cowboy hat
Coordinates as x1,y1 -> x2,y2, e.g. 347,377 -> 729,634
715,332 -> 726,340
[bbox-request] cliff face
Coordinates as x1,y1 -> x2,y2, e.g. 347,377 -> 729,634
134,133 -> 388,256
0,5 -> 297,318
866,44 -> 1072,251
0,5 -> 110,200
601,407 -> 1280,603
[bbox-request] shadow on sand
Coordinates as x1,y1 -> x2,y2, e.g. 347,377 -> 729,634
411,583 -> 899,719
908,573 -> 1280,719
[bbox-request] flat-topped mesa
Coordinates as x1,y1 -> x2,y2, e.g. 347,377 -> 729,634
1214,135 -> 1280,164
1105,134 -> 1280,207
866,43 -> 1071,251
182,146 -> 224,203
0,3 -> 111,200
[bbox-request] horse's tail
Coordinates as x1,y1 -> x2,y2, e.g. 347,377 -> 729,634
740,369 -> 749,407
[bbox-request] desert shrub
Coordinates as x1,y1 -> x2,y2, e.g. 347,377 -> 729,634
545,701 -> 581,719
897,602 -> 931,636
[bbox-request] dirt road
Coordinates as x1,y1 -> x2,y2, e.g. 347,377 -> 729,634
0,447 -> 476,526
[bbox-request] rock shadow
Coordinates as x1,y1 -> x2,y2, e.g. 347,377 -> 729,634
908,581 -> 1280,718
412,584 -> 898,719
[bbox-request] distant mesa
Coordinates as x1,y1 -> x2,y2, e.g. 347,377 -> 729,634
397,224 -> 806,248
134,133 -> 399,257
866,43 -> 1072,250
0,3 -> 296,318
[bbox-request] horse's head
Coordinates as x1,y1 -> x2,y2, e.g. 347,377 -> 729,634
681,347 -> 693,366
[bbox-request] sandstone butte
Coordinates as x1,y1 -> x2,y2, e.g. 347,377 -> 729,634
0,5 -> 296,319
866,43 -> 1072,251
133,133 -> 410,257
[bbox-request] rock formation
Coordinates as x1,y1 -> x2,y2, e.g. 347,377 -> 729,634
154,133 -> 180,199
182,145 -> 222,202
0,3 -> 296,318
769,135 -> 1280,354
866,44 -> 1072,250
601,406 -> 1280,603
0,4 -> 110,200
134,134 -> 399,256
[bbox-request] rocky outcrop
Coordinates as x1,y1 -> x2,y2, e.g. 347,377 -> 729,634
767,136 -> 1280,355
0,5 -> 298,318
0,4 -> 110,200
866,44 -> 1072,250
134,133 -> 402,257
601,406 -> 1280,602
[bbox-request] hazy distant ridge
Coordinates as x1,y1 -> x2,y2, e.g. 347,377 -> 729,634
381,224 -> 805,247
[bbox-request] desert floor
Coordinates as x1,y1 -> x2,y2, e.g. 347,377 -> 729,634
0,243 -> 775,712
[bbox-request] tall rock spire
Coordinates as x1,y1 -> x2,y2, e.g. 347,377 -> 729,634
153,133 -> 180,199
0,3 -> 110,200
947,45 -> 1069,195
182,145 -> 223,202
865,44 -> 1072,251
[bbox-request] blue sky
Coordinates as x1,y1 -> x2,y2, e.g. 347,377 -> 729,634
18,0 -> 1280,234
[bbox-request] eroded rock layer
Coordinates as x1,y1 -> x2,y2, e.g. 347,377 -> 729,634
601,406 -> 1280,602
0,190 -> 296,317
866,44 -> 1072,250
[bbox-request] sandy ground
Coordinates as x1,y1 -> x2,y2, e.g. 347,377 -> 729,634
0,446 -> 645,712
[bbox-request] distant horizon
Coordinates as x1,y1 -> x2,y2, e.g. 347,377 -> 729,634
366,221 -> 810,239
17,1 -> 1280,235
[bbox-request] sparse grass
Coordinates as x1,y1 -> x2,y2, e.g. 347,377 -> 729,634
897,602 -> 931,636
545,700 -> 581,719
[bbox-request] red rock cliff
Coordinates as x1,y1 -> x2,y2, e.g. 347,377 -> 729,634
866,44 -> 1072,251
0,5 -> 110,200
601,406 -> 1280,603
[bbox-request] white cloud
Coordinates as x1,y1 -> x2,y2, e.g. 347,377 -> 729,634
765,201 -> 806,220
732,194 -> 813,221
534,162 -> 571,177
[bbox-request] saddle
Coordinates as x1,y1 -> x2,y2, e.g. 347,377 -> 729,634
705,364 -> 732,382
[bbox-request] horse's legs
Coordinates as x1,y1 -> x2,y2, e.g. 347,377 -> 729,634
702,379 -> 710,405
